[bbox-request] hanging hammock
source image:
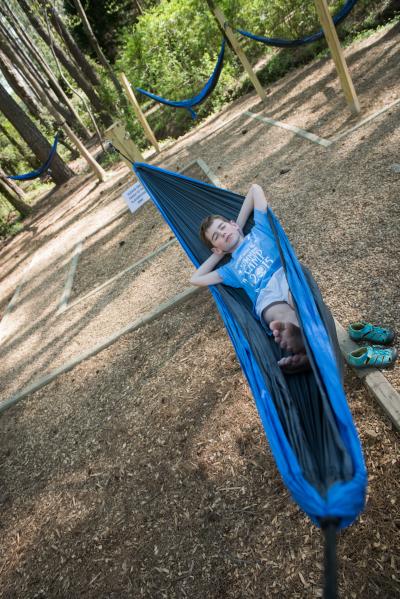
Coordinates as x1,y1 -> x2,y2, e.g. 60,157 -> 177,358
7,133 -> 60,181
133,162 -> 367,526
135,39 -> 226,119
235,0 -> 358,48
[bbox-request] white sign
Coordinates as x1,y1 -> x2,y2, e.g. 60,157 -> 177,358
122,181 -> 150,214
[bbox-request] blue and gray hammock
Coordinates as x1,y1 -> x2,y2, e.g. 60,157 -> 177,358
135,40 -> 226,119
7,133 -> 59,181
235,0 -> 357,47
133,162 -> 367,596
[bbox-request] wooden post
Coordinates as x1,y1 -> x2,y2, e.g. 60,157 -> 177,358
104,122 -> 144,168
205,0 -> 267,103
61,121 -> 108,182
119,73 -> 160,153
314,0 -> 360,115
32,95 -> 108,182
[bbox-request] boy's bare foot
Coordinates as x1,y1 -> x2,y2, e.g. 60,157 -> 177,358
278,353 -> 310,373
270,320 -> 305,354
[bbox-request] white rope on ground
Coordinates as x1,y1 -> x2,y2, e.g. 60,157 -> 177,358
330,98 -> 400,141
244,111 -> 333,147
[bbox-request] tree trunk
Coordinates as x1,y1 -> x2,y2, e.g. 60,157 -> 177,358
71,0 -> 131,114
0,170 -> 31,216
0,170 -> 28,200
0,11 -> 92,140
0,82 -> 73,185
0,48 -> 48,128
0,122 -> 33,164
0,25 -> 91,141
43,1 -> 101,87
17,0 -> 112,127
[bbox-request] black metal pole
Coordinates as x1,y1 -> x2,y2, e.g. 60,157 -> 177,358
321,518 -> 339,599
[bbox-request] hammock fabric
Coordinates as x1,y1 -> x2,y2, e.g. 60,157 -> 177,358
236,0 -> 358,48
134,162 -> 367,529
135,40 -> 226,119
7,133 -> 60,181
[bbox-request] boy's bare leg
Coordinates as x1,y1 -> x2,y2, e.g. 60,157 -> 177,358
262,302 -> 309,371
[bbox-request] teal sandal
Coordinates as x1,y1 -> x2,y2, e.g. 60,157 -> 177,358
347,345 -> 397,369
348,321 -> 395,345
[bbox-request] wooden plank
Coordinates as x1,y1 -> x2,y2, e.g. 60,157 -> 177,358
314,0 -> 360,115
119,72 -> 160,153
206,0 -> 267,103
104,122 -> 144,167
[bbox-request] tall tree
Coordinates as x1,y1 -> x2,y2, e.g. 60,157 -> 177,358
0,168 -> 31,217
0,48 -> 48,129
0,82 -> 73,185
0,24 -> 91,141
71,0 -> 132,117
17,0 -> 112,127
43,1 -> 101,87
0,121 -> 33,163
0,9 -> 92,140
64,0 -> 140,62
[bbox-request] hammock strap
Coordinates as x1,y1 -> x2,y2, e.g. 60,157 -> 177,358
235,0 -> 358,48
7,132 -> 60,181
135,39 -> 226,119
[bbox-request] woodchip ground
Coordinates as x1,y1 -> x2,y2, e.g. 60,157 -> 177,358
0,24 -> 399,598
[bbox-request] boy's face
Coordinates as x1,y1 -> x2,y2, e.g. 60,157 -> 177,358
206,218 -> 243,254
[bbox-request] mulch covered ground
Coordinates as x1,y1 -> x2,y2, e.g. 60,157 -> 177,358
0,23 -> 399,598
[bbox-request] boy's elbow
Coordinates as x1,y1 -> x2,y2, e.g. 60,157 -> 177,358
190,274 -> 201,287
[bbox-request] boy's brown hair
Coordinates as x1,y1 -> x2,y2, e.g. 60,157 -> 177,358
199,214 -> 229,249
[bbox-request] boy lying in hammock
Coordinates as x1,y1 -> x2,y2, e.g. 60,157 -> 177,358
190,183 -> 309,373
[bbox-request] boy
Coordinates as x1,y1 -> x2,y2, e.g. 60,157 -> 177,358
190,183 -> 309,373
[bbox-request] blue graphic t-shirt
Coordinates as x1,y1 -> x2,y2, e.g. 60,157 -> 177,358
217,209 -> 281,306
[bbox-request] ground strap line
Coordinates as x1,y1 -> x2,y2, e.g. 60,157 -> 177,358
0,286 -> 202,414
1,286 -> 399,433
244,111 -> 333,147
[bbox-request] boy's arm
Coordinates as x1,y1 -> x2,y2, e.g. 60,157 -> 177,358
190,252 -> 224,287
236,183 -> 269,230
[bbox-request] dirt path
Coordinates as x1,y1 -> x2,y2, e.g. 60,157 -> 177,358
0,24 -> 399,598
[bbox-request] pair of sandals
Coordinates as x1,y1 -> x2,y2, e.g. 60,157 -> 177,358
346,322 -> 397,369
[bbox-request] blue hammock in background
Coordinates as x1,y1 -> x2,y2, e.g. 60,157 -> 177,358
135,40 -> 226,119
235,0 -> 358,47
7,133 -> 60,181
133,162 -> 367,596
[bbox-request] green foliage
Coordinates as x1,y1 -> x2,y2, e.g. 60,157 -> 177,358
117,0 -> 239,137
115,0 -> 391,142
63,0 -> 154,62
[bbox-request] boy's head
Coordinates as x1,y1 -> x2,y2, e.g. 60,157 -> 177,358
199,214 -> 242,255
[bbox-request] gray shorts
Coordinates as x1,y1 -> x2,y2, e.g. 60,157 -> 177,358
255,267 -> 290,320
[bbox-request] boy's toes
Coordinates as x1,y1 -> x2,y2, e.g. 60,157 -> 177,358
278,352 -> 310,374
270,320 -> 284,345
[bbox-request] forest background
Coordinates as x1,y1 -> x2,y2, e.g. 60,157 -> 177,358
0,0 -> 397,238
